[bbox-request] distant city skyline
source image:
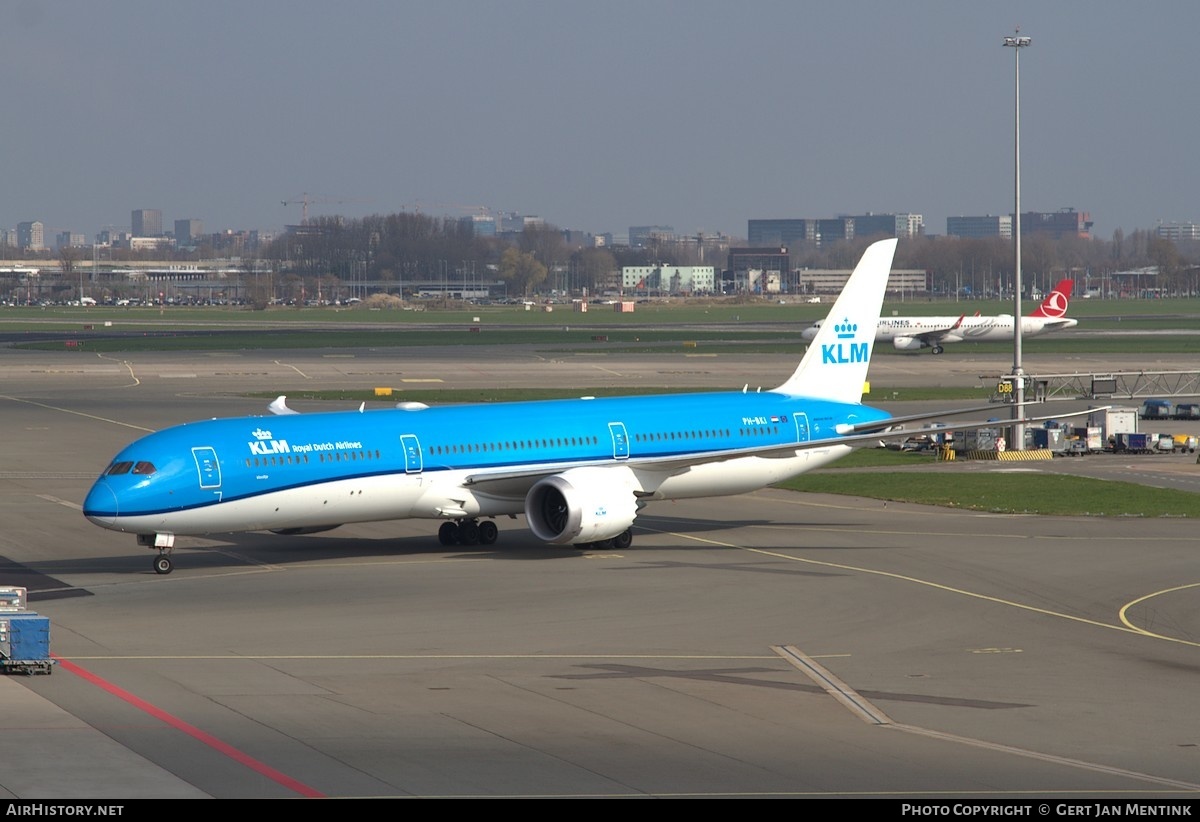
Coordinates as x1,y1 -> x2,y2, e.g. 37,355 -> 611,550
8,206 -> 1124,254
5,2 -> 1198,243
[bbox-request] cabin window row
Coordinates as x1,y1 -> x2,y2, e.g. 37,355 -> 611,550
426,427 -> 782,457
429,436 -> 601,456
245,449 -> 382,468
634,427 -> 779,442
634,429 -> 740,443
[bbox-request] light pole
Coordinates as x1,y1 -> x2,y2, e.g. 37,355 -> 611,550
1004,29 -> 1031,451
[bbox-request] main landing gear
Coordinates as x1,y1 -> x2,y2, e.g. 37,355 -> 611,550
931,345 -> 945,355
438,518 -> 499,547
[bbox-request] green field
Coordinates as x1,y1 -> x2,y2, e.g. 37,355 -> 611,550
7,295 -> 1200,357
3,291 -> 1200,329
779,448 -> 1200,518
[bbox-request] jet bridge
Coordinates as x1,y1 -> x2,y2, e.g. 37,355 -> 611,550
984,370 -> 1200,403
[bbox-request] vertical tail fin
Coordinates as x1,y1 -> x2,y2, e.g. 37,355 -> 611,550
1029,279 -> 1072,318
772,238 -> 896,401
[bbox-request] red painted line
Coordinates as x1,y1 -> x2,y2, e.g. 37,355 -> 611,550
54,655 -> 326,798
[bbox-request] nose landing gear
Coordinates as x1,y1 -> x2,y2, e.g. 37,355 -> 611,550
137,533 -> 176,574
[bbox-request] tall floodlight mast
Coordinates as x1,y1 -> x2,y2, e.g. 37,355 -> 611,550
1003,29 -> 1031,451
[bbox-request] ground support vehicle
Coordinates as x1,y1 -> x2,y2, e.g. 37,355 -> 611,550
1113,432 -> 1155,454
1140,399 -> 1174,420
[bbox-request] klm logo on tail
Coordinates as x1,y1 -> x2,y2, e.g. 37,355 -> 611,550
822,319 -> 868,364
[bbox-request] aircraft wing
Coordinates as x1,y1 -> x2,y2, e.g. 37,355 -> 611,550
833,403 -> 997,435
905,314 -> 966,344
462,405 -> 1103,494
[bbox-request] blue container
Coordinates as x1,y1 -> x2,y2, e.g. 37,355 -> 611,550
0,613 -> 52,674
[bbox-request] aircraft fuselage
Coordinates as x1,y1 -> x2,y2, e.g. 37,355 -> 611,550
83,391 -> 881,536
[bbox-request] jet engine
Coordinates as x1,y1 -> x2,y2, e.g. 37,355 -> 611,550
892,336 -> 927,351
525,466 -> 639,545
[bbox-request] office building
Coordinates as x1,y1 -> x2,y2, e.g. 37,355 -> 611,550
947,215 -> 1012,239
17,221 -> 45,251
174,219 -> 204,246
132,209 -> 163,237
1019,209 -> 1092,240
748,219 -> 819,247
749,213 -> 923,247
1155,222 -> 1200,242
629,226 -> 675,248
620,265 -> 716,295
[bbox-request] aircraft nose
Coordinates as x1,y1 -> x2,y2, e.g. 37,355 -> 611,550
82,480 -> 117,527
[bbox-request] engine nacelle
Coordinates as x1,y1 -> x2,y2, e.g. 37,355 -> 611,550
892,336 -> 927,351
525,466 -> 639,545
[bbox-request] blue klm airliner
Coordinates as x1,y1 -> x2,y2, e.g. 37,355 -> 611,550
83,239 -> 1016,574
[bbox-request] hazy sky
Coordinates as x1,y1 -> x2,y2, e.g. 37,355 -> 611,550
6,1 -> 1198,242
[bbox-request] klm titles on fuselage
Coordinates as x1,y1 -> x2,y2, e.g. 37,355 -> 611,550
821,319 -> 868,365
247,428 -> 364,456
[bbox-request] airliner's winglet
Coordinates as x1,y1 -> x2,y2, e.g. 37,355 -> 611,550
268,395 -> 299,415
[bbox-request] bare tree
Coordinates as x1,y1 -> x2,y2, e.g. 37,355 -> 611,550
1147,235 -> 1183,294
519,223 -> 566,274
500,247 -> 547,298
573,247 -> 617,296
59,245 -> 80,278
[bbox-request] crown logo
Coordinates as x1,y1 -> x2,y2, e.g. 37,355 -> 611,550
834,319 -> 857,339
252,428 -> 273,440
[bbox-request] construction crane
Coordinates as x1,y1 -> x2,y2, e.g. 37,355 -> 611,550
407,201 -> 492,218
281,193 -> 346,224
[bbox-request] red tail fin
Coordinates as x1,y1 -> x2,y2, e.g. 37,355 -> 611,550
1029,280 -> 1072,318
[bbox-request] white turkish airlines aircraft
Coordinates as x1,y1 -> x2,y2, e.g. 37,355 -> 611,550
801,279 -> 1077,354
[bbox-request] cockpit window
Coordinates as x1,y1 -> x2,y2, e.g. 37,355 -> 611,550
105,461 -> 133,476
132,461 -> 157,475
